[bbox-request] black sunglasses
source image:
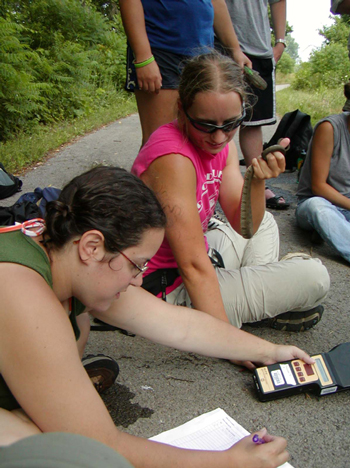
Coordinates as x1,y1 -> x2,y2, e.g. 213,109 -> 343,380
184,104 -> 246,134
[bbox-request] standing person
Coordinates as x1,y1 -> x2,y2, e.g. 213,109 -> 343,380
0,165 -> 315,467
132,52 -> 329,332
119,0 -> 251,146
218,0 -> 289,209
296,95 -> 350,264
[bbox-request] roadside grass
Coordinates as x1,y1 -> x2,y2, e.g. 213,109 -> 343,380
276,86 -> 345,126
1,85 -> 346,176
0,91 -> 137,175
275,72 -> 294,85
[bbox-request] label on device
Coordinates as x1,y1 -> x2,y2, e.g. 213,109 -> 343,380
271,369 -> 285,386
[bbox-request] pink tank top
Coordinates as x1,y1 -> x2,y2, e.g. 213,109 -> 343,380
132,121 -> 229,291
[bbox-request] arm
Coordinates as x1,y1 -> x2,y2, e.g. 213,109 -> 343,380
311,122 -> 350,210
141,154 -> 229,322
119,0 -> 162,93
0,265 -> 290,468
211,0 -> 252,68
219,140 -> 288,235
270,0 -> 286,63
94,284 -> 315,367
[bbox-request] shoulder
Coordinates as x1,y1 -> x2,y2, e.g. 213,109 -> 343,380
0,262 -> 56,323
133,122 -> 198,176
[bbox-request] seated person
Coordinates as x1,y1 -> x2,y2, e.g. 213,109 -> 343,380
0,165 -> 314,467
132,51 -> 330,331
296,85 -> 350,264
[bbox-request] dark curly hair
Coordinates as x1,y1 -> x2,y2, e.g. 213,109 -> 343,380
44,166 -> 166,252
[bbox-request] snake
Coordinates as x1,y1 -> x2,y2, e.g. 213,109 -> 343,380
240,144 -> 287,240
244,66 -> 267,91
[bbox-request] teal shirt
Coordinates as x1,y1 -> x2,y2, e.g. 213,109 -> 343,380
0,230 -> 86,410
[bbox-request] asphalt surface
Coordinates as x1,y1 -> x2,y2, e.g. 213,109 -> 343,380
4,93 -> 350,467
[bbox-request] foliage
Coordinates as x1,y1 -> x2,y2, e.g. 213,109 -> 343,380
0,92 -> 136,174
292,15 -> 350,90
292,42 -> 349,90
285,35 -> 299,62
0,0 -> 127,142
276,86 -> 344,127
0,18 -> 51,140
319,15 -> 350,47
87,0 -> 120,20
276,52 -> 295,75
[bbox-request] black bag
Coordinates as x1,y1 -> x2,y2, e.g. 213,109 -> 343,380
142,268 -> 180,301
0,201 -> 41,226
0,186 -> 61,226
0,163 -> 22,199
263,110 -> 313,172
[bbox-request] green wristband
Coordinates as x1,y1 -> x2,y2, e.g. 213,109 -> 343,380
134,55 -> 155,69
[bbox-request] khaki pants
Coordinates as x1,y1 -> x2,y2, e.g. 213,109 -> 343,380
166,212 -> 330,328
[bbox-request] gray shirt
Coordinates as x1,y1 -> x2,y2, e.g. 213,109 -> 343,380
225,0 -> 280,58
297,113 -> 350,200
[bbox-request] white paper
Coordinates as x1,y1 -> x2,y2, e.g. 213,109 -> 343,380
150,408 -> 294,468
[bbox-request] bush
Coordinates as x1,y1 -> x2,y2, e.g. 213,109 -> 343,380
0,18 -> 51,139
0,0 -> 127,142
292,42 -> 349,90
276,52 -> 295,75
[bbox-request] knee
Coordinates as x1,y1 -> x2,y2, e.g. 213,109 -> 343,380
297,197 -> 330,230
296,257 -> 330,299
305,197 -> 333,221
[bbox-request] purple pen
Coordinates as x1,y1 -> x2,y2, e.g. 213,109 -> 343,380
252,434 -> 266,445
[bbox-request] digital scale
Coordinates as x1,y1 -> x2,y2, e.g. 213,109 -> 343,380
253,342 -> 350,402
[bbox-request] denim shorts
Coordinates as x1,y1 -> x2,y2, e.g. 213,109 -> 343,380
125,45 -> 189,91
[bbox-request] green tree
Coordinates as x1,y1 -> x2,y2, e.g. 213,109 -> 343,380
87,0 -> 120,20
0,18 -> 50,140
292,15 -> 350,90
276,52 -> 295,74
285,35 -> 299,62
0,0 -> 127,141
319,15 -> 350,47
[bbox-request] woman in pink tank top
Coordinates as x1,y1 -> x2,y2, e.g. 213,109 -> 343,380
133,52 -> 328,335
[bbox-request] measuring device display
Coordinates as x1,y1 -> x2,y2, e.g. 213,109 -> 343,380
253,342 -> 350,402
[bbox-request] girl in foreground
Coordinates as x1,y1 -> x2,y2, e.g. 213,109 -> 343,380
132,52 -> 329,331
1,166 -> 312,467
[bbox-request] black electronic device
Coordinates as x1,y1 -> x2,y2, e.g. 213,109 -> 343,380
253,342 -> 350,402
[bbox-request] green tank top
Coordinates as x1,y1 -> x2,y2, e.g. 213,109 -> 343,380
0,230 -> 86,410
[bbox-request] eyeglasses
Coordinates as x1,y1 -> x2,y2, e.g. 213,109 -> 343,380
184,104 -> 246,134
111,248 -> 149,278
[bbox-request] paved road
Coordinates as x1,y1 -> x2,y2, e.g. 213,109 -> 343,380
4,101 -> 350,468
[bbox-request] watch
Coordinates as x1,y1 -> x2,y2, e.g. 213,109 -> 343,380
275,38 -> 287,47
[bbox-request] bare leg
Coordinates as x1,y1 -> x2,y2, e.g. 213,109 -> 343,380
239,125 -> 263,166
135,89 -> 179,146
76,312 -> 90,360
0,408 -> 41,446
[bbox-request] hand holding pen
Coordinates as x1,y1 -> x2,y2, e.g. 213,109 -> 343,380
226,427 -> 289,467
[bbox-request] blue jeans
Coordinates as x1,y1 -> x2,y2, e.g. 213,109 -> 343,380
296,196 -> 350,263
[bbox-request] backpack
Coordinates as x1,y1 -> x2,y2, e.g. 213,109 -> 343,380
263,110 -> 313,172
0,186 -> 61,226
0,201 -> 41,226
0,163 -> 22,199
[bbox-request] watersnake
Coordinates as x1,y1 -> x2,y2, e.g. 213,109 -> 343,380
240,144 -> 287,239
